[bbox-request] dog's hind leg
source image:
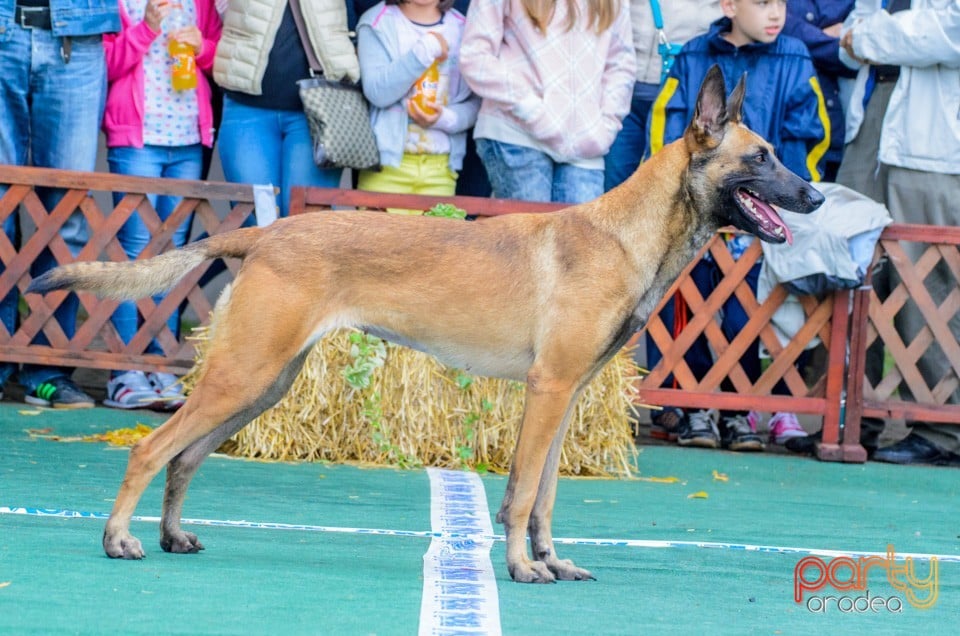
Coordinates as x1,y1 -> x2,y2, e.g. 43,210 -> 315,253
526,387 -> 595,582
102,275 -> 321,559
159,348 -> 311,554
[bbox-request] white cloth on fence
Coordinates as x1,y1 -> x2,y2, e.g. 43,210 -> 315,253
253,183 -> 278,227
758,182 -> 892,354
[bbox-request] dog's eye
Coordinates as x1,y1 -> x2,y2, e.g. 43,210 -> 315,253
755,150 -> 767,164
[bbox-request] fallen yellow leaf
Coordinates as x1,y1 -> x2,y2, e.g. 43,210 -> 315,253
0,581 -> 11,589
687,491 -> 709,499
638,476 -> 681,484
87,423 -> 154,447
712,470 -> 729,482
18,410 -> 42,416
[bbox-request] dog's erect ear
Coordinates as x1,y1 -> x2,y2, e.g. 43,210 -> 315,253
688,65 -> 728,150
728,73 -> 746,124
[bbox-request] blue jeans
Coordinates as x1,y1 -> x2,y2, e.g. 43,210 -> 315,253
604,82 -> 658,192
0,28 -> 106,390
107,145 -> 200,364
475,139 -> 603,204
217,96 -> 342,218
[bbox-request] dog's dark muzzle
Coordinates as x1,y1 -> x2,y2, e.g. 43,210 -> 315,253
797,184 -> 825,213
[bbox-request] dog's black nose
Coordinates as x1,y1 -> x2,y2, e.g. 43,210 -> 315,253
803,186 -> 825,211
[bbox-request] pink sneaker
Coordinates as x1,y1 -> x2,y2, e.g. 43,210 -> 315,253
768,412 -> 806,444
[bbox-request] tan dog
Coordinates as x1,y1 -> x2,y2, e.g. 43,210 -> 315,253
28,66 -> 823,583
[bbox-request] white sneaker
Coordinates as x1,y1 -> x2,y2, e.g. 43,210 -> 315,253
147,372 -> 186,411
104,371 -> 162,410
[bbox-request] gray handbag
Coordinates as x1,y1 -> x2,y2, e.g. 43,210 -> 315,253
290,0 -> 380,171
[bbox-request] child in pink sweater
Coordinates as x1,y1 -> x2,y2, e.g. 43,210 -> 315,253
460,0 -> 635,203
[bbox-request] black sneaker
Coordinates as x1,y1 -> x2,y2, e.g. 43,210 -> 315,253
25,377 -> 96,409
720,413 -> 765,451
677,409 -> 720,448
650,407 -> 686,441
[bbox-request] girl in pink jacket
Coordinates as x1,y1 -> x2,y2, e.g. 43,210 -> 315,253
101,0 -> 221,410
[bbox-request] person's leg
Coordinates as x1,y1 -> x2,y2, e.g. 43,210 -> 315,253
835,81 -> 894,204
20,32 -> 105,403
357,154 -> 421,214
604,86 -> 653,192
142,144 -> 202,355
666,260 -> 723,448
475,139 -> 553,202
412,154 -> 457,197
455,131 -> 492,197
359,154 -> 457,214
0,24 -> 32,389
551,163 -> 603,204
881,167 -> 960,457
278,109 -> 342,217
831,83 -> 896,450
106,146 -> 165,356
217,96 -> 283,223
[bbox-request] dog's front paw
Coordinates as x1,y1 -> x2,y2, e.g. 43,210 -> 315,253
160,530 -> 204,554
103,531 -> 145,560
508,558 -> 556,584
545,557 -> 594,582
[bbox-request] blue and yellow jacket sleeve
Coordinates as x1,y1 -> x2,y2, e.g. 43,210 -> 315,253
780,57 -> 830,182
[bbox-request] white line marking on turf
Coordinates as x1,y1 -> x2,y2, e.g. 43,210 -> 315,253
419,468 -> 501,636
3,505 -> 960,563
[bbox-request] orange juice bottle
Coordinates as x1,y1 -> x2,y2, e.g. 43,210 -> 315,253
411,59 -> 440,115
166,4 -> 197,91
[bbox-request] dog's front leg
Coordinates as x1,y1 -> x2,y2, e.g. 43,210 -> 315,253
527,393 -> 595,581
498,372 -> 578,583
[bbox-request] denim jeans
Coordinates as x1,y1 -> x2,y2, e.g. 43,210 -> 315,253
217,96 -> 342,218
107,145 -> 200,365
603,82 -> 659,192
475,139 -> 603,204
0,27 -> 106,390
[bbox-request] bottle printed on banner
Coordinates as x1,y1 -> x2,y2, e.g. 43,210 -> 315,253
165,3 -> 197,91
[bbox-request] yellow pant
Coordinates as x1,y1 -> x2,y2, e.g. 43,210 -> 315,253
358,153 -> 457,215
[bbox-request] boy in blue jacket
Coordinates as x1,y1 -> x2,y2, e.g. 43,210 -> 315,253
645,0 -> 830,451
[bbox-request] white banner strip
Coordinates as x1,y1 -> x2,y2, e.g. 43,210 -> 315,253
419,469 -> 501,636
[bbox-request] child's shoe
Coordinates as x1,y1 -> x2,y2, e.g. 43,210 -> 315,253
677,409 -> 720,449
768,412 -> 806,444
147,372 -> 186,411
721,411 -> 765,451
104,371 -> 162,410
650,407 -> 686,442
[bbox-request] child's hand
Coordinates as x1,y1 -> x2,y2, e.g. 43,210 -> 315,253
408,98 -> 442,127
171,26 -> 203,54
144,0 -> 171,32
427,31 -> 448,62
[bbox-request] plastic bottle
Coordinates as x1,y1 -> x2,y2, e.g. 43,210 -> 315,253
411,59 -> 440,115
165,3 -> 197,91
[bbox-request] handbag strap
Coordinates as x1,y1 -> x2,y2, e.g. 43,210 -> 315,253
288,0 -> 324,75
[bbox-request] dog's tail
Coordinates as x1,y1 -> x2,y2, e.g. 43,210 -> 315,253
26,227 -> 263,300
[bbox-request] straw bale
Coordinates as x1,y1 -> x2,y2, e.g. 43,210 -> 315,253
185,327 -> 640,478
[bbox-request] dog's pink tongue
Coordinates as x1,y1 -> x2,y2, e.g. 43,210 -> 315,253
744,191 -> 793,245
